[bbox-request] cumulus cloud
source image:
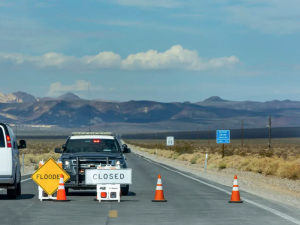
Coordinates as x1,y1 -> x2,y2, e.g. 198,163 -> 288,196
0,45 -> 240,71
121,45 -> 239,70
47,80 -> 104,96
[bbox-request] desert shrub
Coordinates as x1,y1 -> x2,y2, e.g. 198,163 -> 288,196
218,162 -> 227,170
125,138 -> 300,180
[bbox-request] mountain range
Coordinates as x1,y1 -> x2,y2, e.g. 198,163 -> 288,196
0,91 -> 300,132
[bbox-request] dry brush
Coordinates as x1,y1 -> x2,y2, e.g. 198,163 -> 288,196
125,139 -> 300,180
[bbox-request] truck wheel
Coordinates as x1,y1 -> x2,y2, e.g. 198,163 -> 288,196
65,188 -> 69,195
17,181 -> 21,196
121,185 -> 129,196
7,180 -> 17,199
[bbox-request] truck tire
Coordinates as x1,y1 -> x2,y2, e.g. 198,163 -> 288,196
121,185 -> 129,196
7,180 -> 17,199
65,188 -> 69,195
17,181 -> 21,196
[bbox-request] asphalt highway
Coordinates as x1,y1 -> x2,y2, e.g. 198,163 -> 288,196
1,152 -> 300,225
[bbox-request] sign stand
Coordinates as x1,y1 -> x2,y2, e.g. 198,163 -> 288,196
86,164 -> 132,203
36,159 -> 64,201
95,164 -> 122,202
96,184 -> 121,202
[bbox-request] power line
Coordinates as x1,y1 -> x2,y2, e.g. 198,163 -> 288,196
268,116 -> 272,149
241,119 -> 243,149
88,81 -> 91,132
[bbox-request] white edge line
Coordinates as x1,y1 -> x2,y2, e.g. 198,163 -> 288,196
21,178 -> 32,183
0,177 -> 32,192
138,154 -> 300,225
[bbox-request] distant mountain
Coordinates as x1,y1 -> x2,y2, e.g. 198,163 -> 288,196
0,98 -> 300,129
94,98 -> 120,103
58,92 -> 81,100
203,96 -> 228,102
196,97 -> 300,110
0,90 -> 118,103
0,91 -> 38,103
0,92 -> 300,130
37,92 -> 81,101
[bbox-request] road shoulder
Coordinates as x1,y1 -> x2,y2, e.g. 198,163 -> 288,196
127,144 -> 300,210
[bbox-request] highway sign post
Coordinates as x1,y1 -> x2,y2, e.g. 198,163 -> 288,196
216,130 -> 230,158
31,158 -> 70,196
166,136 -> 174,146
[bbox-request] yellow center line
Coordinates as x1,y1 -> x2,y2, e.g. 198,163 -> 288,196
109,210 -> 118,218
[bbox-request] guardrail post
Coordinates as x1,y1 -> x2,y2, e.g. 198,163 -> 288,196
22,153 -> 24,174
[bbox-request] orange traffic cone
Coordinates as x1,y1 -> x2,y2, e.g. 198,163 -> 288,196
54,174 -> 70,202
152,175 -> 167,202
229,175 -> 243,203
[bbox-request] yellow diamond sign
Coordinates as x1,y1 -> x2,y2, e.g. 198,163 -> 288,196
31,158 -> 70,196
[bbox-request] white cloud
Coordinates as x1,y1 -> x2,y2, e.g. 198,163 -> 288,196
0,45 -> 240,71
121,45 -> 239,70
113,0 -> 183,8
47,80 -> 104,96
222,0 -> 300,34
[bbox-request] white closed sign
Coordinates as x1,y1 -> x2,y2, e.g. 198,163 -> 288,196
85,169 -> 132,185
167,136 -> 174,146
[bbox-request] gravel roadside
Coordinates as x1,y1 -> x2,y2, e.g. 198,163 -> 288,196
127,143 -> 300,209
21,165 -> 35,176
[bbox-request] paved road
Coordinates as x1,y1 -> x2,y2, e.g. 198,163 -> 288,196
1,152 -> 300,225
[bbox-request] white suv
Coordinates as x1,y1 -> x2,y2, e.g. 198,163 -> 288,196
0,123 -> 26,199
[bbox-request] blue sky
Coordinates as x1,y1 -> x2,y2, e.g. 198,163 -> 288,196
0,0 -> 299,102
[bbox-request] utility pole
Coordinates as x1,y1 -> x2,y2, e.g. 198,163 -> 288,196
88,81 -> 91,132
241,119 -> 243,149
208,125 -> 210,146
268,116 -> 271,150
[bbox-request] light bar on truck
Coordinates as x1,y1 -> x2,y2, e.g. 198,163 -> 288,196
71,132 -> 114,136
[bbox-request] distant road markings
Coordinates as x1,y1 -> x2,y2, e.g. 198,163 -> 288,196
109,210 -> 118,217
137,154 -> 300,225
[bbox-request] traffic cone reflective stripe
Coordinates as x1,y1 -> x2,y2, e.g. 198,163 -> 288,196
229,175 -> 243,203
54,174 -> 69,202
152,175 -> 167,202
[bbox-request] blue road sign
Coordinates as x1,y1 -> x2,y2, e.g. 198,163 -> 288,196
216,130 -> 230,143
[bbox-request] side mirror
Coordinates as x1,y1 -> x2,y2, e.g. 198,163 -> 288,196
18,140 -> 26,149
62,144 -> 66,149
55,148 -> 63,153
124,148 -> 131,153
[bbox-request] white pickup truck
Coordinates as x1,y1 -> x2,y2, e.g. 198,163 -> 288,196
0,123 -> 26,199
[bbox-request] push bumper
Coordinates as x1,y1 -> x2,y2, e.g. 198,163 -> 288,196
65,156 -> 128,189
65,184 -> 128,189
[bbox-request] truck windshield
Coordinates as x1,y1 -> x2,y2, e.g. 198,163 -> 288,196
64,139 -> 121,153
